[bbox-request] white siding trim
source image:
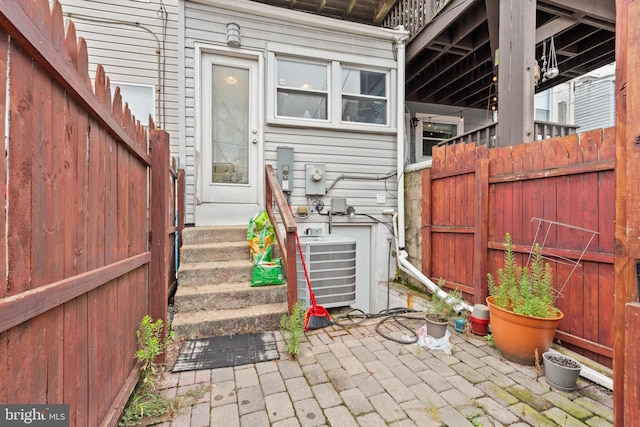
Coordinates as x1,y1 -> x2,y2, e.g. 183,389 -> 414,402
267,42 -> 398,69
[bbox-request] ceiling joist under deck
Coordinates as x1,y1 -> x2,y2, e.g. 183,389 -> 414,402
404,0 -> 616,109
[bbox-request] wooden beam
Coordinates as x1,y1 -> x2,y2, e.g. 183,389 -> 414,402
406,0 -> 475,61
614,0 -> 637,424
496,0 -> 536,146
373,0 -> 398,25
625,303 -> 640,424
345,0 -> 356,17
0,253 -> 150,333
485,0 -> 499,66
540,0 -> 616,23
536,16 -> 579,43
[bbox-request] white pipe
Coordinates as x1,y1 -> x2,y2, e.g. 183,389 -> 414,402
390,212 -> 473,313
389,212 -> 613,390
547,349 -> 613,391
395,29 -> 407,249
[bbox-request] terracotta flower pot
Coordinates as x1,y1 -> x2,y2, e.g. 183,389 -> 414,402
486,296 -> 563,365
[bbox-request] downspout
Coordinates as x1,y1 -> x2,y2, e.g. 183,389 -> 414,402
391,29 -> 470,312
395,29 -> 407,250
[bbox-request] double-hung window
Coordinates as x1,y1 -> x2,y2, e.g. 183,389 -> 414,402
272,54 -> 391,128
276,59 -> 328,120
341,68 -> 387,124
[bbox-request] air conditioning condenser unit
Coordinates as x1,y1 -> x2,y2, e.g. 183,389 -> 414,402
296,234 -> 356,309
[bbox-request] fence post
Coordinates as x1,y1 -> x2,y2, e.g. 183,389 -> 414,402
473,158 -> 490,304
150,127 -> 170,363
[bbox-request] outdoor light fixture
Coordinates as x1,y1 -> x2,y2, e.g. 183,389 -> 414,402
226,23 -> 241,47
346,205 -> 356,219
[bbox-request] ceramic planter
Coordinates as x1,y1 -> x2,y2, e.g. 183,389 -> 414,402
469,314 -> 490,335
543,352 -> 582,391
472,304 -> 490,319
486,296 -> 563,365
424,316 -> 449,338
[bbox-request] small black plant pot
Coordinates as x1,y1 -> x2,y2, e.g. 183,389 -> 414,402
542,352 -> 582,391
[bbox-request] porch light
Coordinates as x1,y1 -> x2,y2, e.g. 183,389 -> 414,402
226,23 -> 241,47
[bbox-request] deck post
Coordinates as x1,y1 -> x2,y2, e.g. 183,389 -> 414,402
496,0 -> 536,146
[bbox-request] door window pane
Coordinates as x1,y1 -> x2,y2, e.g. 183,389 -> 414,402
211,64 -> 249,184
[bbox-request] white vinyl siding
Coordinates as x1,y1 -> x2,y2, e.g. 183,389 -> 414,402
56,0 -> 180,155
574,79 -> 615,132
183,0 -> 401,225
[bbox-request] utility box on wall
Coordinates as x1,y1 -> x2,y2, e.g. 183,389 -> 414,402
305,164 -> 326,195
296,234 -> 356,308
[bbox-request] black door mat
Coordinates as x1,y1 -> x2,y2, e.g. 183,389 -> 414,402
172,332 -> 280,373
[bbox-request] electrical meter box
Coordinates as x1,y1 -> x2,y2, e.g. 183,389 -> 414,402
305,164 -> 326,195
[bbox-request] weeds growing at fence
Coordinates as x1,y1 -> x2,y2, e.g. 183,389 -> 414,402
119,315 -> 176,426
136,315 -> 175,389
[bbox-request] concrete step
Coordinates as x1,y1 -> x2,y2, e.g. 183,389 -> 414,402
181,241 -> 249,263
171,302 -> 288,339
174,282 -> 287,312
182,225 -> 247,246
178,260 -> 253,286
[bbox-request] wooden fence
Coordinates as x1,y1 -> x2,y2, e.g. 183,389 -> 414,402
0,1 -> 181,426
422,128 -> 615,367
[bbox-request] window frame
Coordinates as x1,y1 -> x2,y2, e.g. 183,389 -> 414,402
415,113 -> 464,162
275,58 -> 330,122
340,66 -> 389,125
266,46 -> 396,133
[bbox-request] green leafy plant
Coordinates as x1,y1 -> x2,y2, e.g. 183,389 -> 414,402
280,302 -> 305,358
426,278 -> 464,322
487,233 -> 559,318
135,315 -> 175,389
118,389 -> 176,427
485,333 -> 495,347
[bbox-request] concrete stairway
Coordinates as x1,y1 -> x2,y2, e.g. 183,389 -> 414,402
171,226 -> 288,340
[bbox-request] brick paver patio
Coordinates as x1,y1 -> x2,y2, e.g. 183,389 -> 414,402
156,315 -> 614,426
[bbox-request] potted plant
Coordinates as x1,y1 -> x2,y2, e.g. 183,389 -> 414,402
486,233 -> 564,365
542,351 -> 582,391
425,280 -> 463,338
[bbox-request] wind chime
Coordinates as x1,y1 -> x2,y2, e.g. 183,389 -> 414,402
539,36 -> 560,83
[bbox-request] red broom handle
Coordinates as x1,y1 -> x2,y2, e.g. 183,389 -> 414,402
289,206 -> 318,308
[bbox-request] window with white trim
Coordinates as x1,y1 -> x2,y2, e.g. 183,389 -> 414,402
272,55 -> 391,127
276,59 -> 328,120
341,67 -> 387,124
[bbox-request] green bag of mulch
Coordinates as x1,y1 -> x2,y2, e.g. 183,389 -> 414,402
253,244 -> 273,264
247,209 -> 274,240
247,210 -> 276,261
249,227 -> 273,262
251,258 -> 285,287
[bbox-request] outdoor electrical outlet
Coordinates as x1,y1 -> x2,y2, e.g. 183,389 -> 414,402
307,228 -> 322,235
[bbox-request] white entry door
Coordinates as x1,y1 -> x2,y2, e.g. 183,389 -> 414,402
198,53 -> 261,225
